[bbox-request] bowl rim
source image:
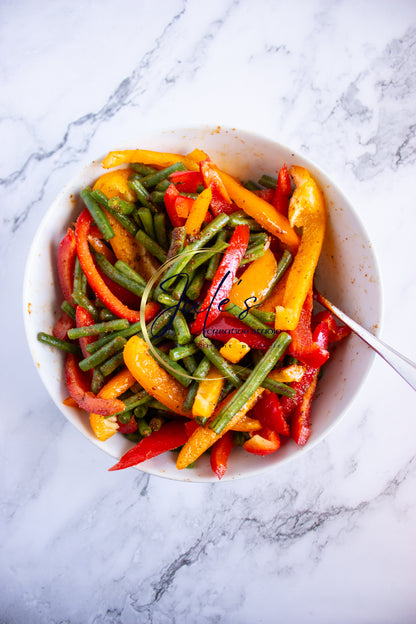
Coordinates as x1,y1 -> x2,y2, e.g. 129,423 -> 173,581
22,123 -> 383,482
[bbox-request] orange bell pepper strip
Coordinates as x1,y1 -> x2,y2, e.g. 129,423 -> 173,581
176,387 -> 264,469
92,168 -> 136,202
185,187 -> 212,236
102,149 -> 201,172
228,248 -> 278,308
274,166 -> 326,330
243,428 -> 280,456
214,167 -> 300,252
123,335 -> 189,415
89,367 -> 137,441
192,365 -> 224,420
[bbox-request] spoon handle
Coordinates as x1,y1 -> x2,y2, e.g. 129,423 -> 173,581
315,291 -> 416,392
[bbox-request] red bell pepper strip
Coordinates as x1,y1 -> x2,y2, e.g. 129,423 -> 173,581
57,227 -> 77,303
53,312 -> 74,341
200,160 -> 236,216
190,224 -> 250,334
204,314 -> 274,351
108,420 -> 189,471
243,427 -> 280,456
288,289 -> 329,367
175,195 -> 194,219
75,305 -> 97,358
164,183 -> 186,227
312,310 -> 351,344
252,391 -> 290,436
64,353 -> 125,416
75,208 -> 159,323
169,170 -> 203,193
254,188 -> 275,203
117,414 -> 139,434
273,164 -> 292,216
210,431 -> 235,479
96,266 -> 140,309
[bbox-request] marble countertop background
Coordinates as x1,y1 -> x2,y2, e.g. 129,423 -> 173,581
1,1 -> 416,622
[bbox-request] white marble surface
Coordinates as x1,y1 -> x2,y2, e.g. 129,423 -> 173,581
2,0 -> 416,622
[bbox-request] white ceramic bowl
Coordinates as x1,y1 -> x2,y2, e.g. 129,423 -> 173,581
23,126 -> 382,481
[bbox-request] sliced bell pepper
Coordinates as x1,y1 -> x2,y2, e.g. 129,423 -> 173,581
252,391 -> 290,436
291,372 -> 318,446
243,427 -> 280,456
169,170 -> 203,192
228,248 -> 278,309
190,224 -> 250,334
164,183 -> 185,227
254,188 -> 274,203
210,431 -> 235,479
200,160 -> 235,216
288,289 -> 329,367
52,313 -> 74,341
272,163 -> 291,216
219,338 -> 251,363
175,195 -> 194,219
214,166 -> 300,252
274,166 -> 326,330
185,187 -> 212,236
117,414 -> 139,434
267,364 -> 305,383
192,366 -> 224,420
176,387 -> 264,469
65,352 -> 125,416
57,227 -> 77,303
89,367 -> 137,441
204,314 -> 274,351
88,231 -> 116,263
92,168 -> 137,202
75,305 -> 97,359
312,310 -> 351,344
75,208 -> 159,323
123,335 -> 189,415
108,420 -> 189,471
102,149 -> 200,172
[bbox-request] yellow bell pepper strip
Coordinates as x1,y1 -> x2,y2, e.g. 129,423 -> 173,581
228,248 -> 278,309
267,364 -> 305,383
93,169 -> 136,202
219,338 -> 250,363
192,365 -> 224,419
274,165 -> 326,330
185,187 -> 212,236
214,167 -> 300,253
231,415 -> 262,432
102,149 -> 201,172
123,335 -> 189,415
89,367 -> 136,441
176,387 -> 264,469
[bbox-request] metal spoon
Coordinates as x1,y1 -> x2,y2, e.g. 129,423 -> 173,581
315,290 -> 416,392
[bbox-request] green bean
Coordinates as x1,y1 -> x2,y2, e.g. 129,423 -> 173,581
218,378 -> 235,404
261,249 -> 292,301
244,180 -> 261,191
148,399 -> 172,412
61,300 -> 76,320
160,214 -> 230,286
169,343 -> 199,361
99,351 -> 125,377
172,310 -> 191,345
90,189 -> 138,237
246,232 -> 269,248
138,162 -> 186,188
78,336 -> 127,371
182,381 -> 198,413
135,230 -> 167,263
149,416 -> 165,432
258,174 -> 277,189
151,191 -> 166,205
224,303 -> 272,334
232,364 -> 295,397
193,335 -> 241,388
233,431 -> 250,445
72,292 -> 99,322
115,390 -> 152,414
37,332 -> 81,355
166,226 -> 186,262
81,188 -> 114,241
181,356 -> 212,413
153,212 -> 169,249
116,409 -> 132,424
210,332 -> 292,433
114,260 -> 146,287
136,207 -> 155,239
91,368 -> 105,394
187,269 -> 205,300
206,231 -> 227,280
67,319 -> 129,340
153,347 -> 192,387
73,256 -> 86,297
99,308 -> 118,322
155,178 -> 171,192
182,354 -> 198,374
128,175 -> 154,209
131,162 -> 158,176
171,271 -> 192,301
86,321 -> 142,354
95,252 -> 146,297
186,240 -> 228,273
134,405 -> 149,420
148,308 -> 175,340
240,242 -> 267,266
138,419 -> 152,437
228,211 -> 263,231
107,197 -> 135,215
250,308 -> 276,323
